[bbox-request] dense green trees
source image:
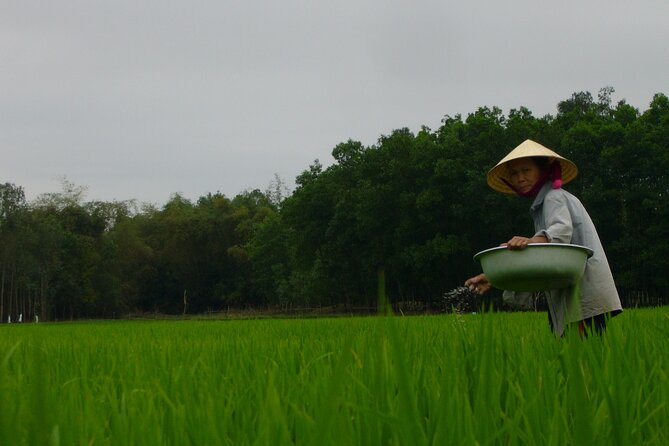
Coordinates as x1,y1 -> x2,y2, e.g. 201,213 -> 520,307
0,185 -> 277,321
1,89 -> 667,321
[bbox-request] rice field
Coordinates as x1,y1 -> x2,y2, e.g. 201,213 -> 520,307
1,308 -> 667,445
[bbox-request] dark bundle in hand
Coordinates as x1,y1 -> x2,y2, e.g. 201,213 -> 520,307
443,286 -> 479,314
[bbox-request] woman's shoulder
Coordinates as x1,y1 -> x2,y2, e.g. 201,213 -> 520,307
540,187 -> 587,212
544,187 -> 569,202
532,184 -> 581,211
545,187 -> 588,213
546,187 -> 578,201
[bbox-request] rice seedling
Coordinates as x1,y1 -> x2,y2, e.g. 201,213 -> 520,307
0,308 -> 667,445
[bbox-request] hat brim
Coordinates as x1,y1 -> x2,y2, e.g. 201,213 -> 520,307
486,140 -> 579,194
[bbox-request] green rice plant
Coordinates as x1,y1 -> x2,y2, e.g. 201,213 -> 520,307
0,308 -> 667,445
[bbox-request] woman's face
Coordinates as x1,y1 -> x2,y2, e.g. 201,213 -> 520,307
506,158 -> 543,194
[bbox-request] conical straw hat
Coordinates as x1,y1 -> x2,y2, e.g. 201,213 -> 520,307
486,139 -> 578,194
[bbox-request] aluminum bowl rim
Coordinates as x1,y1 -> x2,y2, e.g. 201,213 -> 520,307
473,243 -> 594,262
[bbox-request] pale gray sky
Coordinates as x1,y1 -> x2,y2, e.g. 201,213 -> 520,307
2,0 -> 668,205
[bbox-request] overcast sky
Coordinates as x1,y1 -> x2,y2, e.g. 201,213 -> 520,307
2,0 -> 668,206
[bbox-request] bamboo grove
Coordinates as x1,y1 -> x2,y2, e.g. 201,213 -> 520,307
1,89 -> 667,321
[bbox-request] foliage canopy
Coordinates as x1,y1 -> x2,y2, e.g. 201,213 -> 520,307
1,89 -> 667,320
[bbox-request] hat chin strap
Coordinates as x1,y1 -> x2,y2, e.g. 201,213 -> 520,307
503,162 -> 563,198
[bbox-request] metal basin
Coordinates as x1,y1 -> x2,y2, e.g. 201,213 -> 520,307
473,243 -> 593,292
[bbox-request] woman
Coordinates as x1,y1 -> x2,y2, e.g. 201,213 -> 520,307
465,139 -> 622,336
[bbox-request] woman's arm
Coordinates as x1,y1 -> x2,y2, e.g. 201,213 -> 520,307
538,193 -> 573,243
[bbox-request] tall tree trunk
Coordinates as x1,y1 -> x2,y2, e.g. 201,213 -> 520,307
0,265 -> 4,322
26,287 -> 31,322
9,268 -> 14,321
40,273 -> 48,322
18,287 -> 23,321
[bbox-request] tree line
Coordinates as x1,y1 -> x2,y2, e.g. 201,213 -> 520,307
1,88 -> 667,321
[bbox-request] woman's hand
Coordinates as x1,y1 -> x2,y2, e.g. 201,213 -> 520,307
504,236 -> 532,250
503,235 -> 548,250
465,273 -> 491,295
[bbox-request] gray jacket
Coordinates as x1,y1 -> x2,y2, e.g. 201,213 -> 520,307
504,182 -> 623,335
